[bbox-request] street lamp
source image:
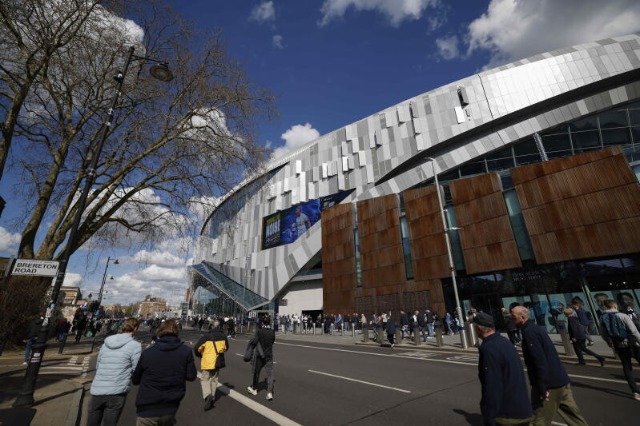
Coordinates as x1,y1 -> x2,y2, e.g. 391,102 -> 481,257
428,157 -> 468,350
98,257 -> 119,307
14,46 -> 173,407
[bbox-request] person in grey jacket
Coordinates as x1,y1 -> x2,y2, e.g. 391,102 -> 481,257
599,299 -> 640,400
88,318 -> 141,426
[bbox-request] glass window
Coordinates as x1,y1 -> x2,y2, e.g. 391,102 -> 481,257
460,160 -> 487,177
514,139 -> 542,165
354,228 -> 362,288
569,116 -> 598,132
503,190 -> 534,261
486,147 -> 515,172
632,127 -> 640,144
601,128 -> 632,146
571,130 -> 601,153
400,217 -> 413,280
599,109 -> 628,128
543,133 -> 572,159
629,109 -> 640,126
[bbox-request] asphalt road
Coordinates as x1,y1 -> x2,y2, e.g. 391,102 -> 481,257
104,328 -> 639,426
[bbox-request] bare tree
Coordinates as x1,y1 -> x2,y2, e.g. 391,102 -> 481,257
0,0 -> 275,346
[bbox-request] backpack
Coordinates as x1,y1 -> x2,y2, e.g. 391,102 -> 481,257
601,313 -> 629,347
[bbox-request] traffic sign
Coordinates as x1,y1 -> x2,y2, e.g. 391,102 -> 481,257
11,259 -> 60,277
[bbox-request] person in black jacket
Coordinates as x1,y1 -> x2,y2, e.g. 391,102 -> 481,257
247,316 -> 276,400
474,312 -> 532,426
132,319 -> 197,424
564,307 -> 604,366
512,306 -> 587,425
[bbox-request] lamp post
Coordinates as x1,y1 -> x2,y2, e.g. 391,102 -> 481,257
428,157 -> 468,350
14,46 -> 173,407
98,257 -> 119,307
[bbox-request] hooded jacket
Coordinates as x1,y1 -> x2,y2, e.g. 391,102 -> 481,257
90,333 -> 141,395
132,335 -> 196,416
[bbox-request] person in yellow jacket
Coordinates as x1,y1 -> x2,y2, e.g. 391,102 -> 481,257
195,319 -> 229,411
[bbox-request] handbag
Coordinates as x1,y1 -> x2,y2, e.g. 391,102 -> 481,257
212,341 -> 226,369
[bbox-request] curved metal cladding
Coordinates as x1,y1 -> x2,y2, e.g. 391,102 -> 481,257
194,33 -> 640,303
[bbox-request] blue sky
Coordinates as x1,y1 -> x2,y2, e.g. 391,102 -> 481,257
2,0 -> 639,307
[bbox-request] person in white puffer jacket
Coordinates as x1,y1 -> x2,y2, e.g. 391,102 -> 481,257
88,317 -> 141,426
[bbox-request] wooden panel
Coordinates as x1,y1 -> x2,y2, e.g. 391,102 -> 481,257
511,148 -> 640,264
403,186 -> 450,279
321,203 -> 356,314
357,194 -> 405,287
450,173 -> 522,274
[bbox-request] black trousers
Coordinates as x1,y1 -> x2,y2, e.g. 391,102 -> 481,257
572,339 -> 603,364
616,347 -> 640,394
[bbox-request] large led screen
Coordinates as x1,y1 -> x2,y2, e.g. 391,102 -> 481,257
262,190 -> 353,249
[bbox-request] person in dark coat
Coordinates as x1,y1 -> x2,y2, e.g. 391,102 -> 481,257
473,312 -> 532,426
247,316 -> 276,400
386,314 -> 396,348
511,306 -> 587,425
564,307 -> 604,366
132,319 -> 197,424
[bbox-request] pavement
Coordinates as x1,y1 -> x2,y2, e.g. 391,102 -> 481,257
0,326 -> 616,426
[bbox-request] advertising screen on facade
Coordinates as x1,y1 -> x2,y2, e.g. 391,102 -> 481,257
262,190 -> 353,250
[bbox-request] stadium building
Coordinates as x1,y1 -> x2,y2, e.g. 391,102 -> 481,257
189,33 -> 640,332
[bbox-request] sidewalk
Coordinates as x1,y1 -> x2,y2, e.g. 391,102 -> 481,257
0,338 -> 98,426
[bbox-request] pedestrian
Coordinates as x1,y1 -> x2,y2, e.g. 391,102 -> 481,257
473,312 -> 532,426
386,314 -> 396,348
87,318 -> 141,426
247,316 -> 276,400
194,319 -> 229,411
501,307 -> 519,346
572,297 -> 594,345
23,313 -> 44,365
132,319 -> 197,424
599,299 -> 640,400
511,306 -> 588,425
564,307 -> 604,367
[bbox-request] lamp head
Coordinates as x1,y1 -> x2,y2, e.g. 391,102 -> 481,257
113,259 -> 119,265
149,63 -> 174,82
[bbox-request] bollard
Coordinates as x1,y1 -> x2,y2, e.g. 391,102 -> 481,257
362,325 -> 369,342
395,329 -> 402,346
557,320 -> 574,356
414,329 -> 421,346
377,327 -> 385,344
466,322 -> 478,348
352,326 -> 356,338
435,327 -> 444,347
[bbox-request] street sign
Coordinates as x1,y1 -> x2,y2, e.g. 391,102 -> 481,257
11,259 -> 60,277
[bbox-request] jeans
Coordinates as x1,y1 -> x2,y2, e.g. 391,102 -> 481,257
252,357 -> 274,393
136,414 -> 176,426
87,393 -> 127,426
616,346 -> 640,393
427,323 -> 434,337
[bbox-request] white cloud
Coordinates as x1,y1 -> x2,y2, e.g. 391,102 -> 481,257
435,35 -> 459,60
62,272 -> 83,288
319,0 -> 440,27
0,227 -> 20,253
464,0 -> 640,66
250,1 -> 276,24
271,123 -> 320,159
273,34 -> 284,49
188,195 -> 221,223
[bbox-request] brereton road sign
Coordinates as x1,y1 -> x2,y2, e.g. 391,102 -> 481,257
11,259 -> 60,277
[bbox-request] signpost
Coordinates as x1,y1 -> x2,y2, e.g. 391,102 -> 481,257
11,259 -> 59,277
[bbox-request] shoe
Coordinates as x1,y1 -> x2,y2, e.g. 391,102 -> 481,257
266,392 -> 273,401
204,394 -> 214,411
391,343 -> 395,348
599,357 -> 605,367
247,387 -> 258,396
634,392 -> 640,401
22,362 -> 27,365
587,342 -> 594,346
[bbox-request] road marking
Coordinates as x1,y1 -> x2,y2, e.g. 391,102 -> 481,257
567,373 -> 628,385
217,384 -> 302,426
308,369 -> 411,393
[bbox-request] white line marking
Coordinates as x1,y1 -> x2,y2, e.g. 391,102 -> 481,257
567,373 -> 628,385
551,422 -> 567,426
308,370 -> 411,393
217,384 -> 302,426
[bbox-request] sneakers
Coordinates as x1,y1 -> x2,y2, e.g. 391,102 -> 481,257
266,392 -> 273,401
634,393 -> 640,401
22,362 -> 27,365
247,386 -> 258,396
204,394 -> 214,411
599,357 -> 605,367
